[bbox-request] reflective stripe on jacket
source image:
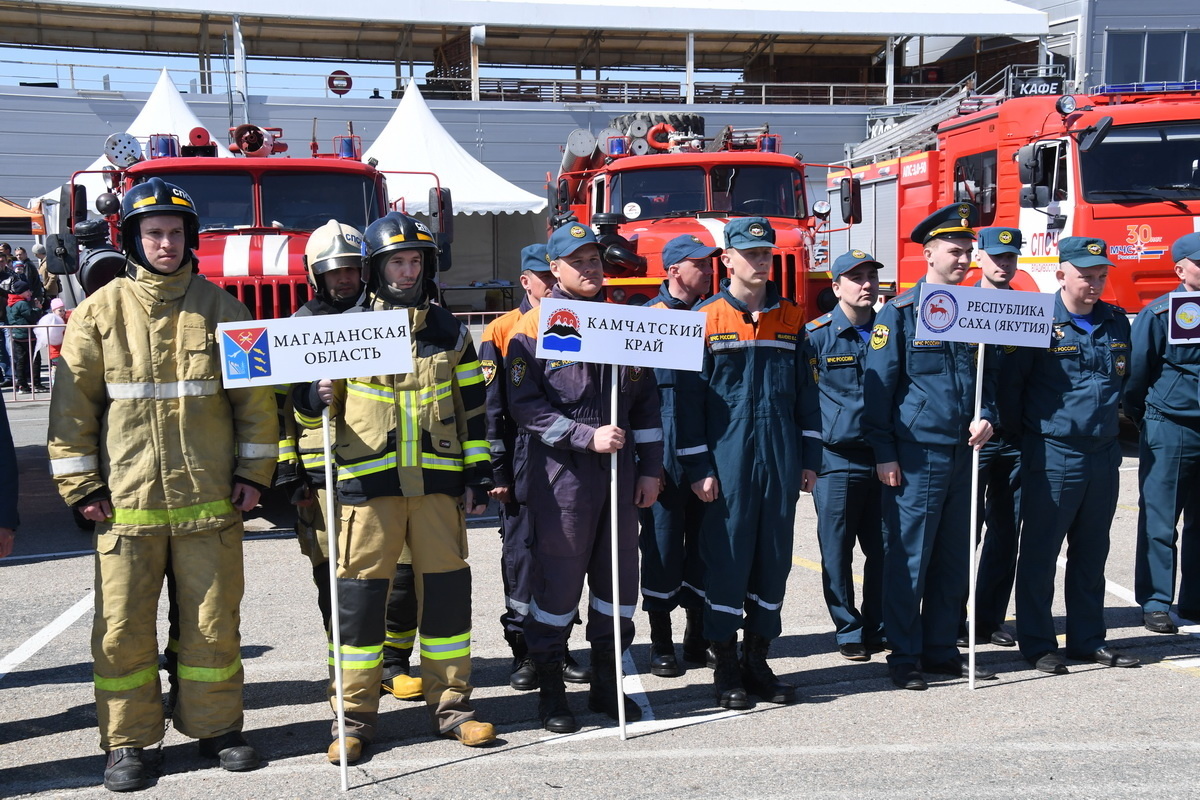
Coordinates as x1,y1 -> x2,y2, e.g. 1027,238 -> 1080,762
47,259 -> 278,535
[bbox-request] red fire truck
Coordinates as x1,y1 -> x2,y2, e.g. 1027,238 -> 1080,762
547,117 -> 832,318
827,78 -> 1200,311
47,124 -> 452,318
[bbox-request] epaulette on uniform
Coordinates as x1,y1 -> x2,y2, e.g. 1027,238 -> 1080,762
805,313 -> 833,332
1150,297 -> 1170,315
893,291 -> 917,308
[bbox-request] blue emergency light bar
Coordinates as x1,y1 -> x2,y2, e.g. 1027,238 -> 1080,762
1093,80 -> 1200,94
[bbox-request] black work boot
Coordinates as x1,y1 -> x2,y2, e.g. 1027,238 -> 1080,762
562,647 -> 592,684
647,610 -> 680,677
741,631 -> 796,704
198,731 -> 261,772
535,661 -> 578,733
681,606 -> 711,666
103,747 -> 147,792
588,645 -> 643,722
711,636 -> 752,709
507,632 -> 539,691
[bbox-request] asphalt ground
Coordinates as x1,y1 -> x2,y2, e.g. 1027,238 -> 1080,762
3,395 -> 1200,799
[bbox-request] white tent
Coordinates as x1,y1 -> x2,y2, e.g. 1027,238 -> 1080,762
363,81 -> 546,216
35,69 -> 231,221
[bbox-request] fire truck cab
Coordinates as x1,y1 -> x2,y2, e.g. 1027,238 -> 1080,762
47,124 -> 454,319
828,75 -> 1200,312
548,120 -> 831,318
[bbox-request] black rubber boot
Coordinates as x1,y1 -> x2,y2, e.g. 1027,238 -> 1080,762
741,631 -> 796,704
103,747 -> 147,792
198,731 -> 260,772
507,632 -> 538,691
711,636 -> 752,709
562,647 -> 592,684
647,611 -> 680,677
535,661 -> 578,733
681,606 -> 711,666
588,645 -> 642,722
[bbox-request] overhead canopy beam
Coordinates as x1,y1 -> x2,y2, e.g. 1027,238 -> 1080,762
0,0 -> 1048,83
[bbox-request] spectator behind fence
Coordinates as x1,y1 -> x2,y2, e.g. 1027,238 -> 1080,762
6,280 -> 40,393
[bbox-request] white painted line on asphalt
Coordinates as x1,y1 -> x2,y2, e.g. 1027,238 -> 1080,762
3,547 -> 93,563
0,590 -> 93,681
4,532 -> 300,564
621,647 -> 654,722
540,707 -> 746,744
1056,556 -> 1138,607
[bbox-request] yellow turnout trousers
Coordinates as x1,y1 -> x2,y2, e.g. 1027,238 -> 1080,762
92,520 -> 245,751
329,494 -> 474,740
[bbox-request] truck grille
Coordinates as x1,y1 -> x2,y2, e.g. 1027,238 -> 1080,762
216,277 -> 312,320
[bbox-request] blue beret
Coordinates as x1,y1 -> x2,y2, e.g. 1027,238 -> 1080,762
831,249 -> 882,279
724,217 -> 776,250
977,227 -> 1023,255
1059,236 -> 1114,268
911,203 -> 979,244
547,223 -> 599,260
521,243 -> 552,273
662,234 -> 720,268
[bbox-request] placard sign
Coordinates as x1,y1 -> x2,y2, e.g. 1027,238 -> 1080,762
1167,291 -> 1200,344
217,309 -> 413,387
914,283 -> 1055,348
535,299 -> 706,371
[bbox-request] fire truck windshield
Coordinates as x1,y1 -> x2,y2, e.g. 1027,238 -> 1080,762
261,173 -> 382,230
1080,122 -> 1200,202
162,172 -> 254,230
609,167 -> 706,220
711,165 -> 804,217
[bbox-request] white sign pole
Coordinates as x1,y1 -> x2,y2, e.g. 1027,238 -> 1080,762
609,367 -> 627,740
323,407 -> 349,790
967,344 -> 984,692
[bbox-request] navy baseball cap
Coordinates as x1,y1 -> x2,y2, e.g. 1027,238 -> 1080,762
1059,236 -> 1114,268
724,217 -> 776,250
547,223 -> 599,260
911,203 -> 979,244
662,234 -> 720,268
1171,232 -> 1200,263
520,243 -> 552,273
978,227 -> 1023,255
831,249 -> 882,279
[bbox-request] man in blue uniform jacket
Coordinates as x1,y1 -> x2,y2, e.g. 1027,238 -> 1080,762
1001,236 -> 1139,675
863,203 -> 997,691
805,249 -> 886,661
1125,232 -> 1200,634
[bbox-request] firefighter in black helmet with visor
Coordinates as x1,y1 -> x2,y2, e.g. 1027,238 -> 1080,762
48,177 -> 278,791
293,211 -> 495,762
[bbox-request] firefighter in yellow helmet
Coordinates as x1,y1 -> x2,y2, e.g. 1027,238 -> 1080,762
292,211 -> 495,762
275,220 -> 423,700
47,177 -> 278,792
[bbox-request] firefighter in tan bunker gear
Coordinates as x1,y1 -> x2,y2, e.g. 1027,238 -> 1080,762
46,178 -> 278,792
292,211 -> 495,763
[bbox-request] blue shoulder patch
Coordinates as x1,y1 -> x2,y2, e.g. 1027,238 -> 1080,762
805,313 -> 833,332
1150,298 -> 1170,315
891,286 -> 919,309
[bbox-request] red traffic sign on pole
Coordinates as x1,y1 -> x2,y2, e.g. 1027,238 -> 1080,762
327,70 -> 352,96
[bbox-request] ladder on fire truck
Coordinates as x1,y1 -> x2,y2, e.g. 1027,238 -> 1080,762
847,65 -> 1066,166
